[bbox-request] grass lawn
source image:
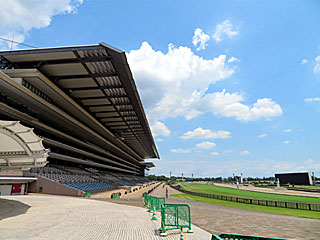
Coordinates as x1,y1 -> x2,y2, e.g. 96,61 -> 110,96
178,183 -> 320,204
171,193 -> 320,220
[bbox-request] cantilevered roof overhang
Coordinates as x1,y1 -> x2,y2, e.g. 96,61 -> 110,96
0,121 -> 49,171
0,43 -> 159,160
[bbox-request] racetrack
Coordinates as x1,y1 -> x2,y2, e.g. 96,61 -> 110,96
150,184 -> 320,240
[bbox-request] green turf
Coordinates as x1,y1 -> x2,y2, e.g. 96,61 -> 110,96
178,183 -> 320,204
171,193 -> 320,220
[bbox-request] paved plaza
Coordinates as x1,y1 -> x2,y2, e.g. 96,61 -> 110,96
0,194 -> 211,240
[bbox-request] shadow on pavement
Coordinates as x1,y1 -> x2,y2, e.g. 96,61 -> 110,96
0,198 -> 31,221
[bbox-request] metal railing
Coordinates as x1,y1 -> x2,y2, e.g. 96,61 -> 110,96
171,185 -> 320,212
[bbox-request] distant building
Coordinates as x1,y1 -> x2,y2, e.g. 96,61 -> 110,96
275,172 -> 313,185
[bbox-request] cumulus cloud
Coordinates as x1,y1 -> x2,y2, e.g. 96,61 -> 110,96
196,141 -> 216,149
305,97 -> 320,103
0,0 -> 83,49
127,42 -> 282,123
170,148 -> 191,153
192,28 -> 210,51
240,150 -> 250,155
180,127 -> 231,140
301,59 -> 308,65
257,133 -> 267,138
151,121 -> 171,137
156,138 -> 164,142
283,129 -> 292,133
211,151 -> 219,156
283,140 -> 290,144
228,57 -> 239,63
198,91 -> 282,121
212,19 -> 239,42
314,55 -> 320,74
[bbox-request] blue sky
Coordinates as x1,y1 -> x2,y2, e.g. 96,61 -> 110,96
1,0 -> 320,177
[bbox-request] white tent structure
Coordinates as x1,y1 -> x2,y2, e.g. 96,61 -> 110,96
0,121 -> 49,171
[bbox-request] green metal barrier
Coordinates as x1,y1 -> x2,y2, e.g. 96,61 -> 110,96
147,196 -> 165,210
111,192 -> 121,199
160,204 -> 192,233
211,233 -> 292,240
84,192 -> 92,198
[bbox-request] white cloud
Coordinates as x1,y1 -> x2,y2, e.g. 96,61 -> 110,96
127,42 -> 235,122
301,59 -> 308,65
151,121 -> 171,137
192,28 -> 210,51
305,97 -> 320,103
211,151 -> 219,156
127,42 -> 282,123
198,91 -> 282,121
156,138 -> 164,142
228,57 -> 239,63
240,150 -> 250,155
314,55 -> 320,74
283,140 -> 290,144
196,141 -> 216,149
0,0 -> 83,49
273,158 -> 320,172
170,148 -> 191,153
212,19 -> 239,42
283,129 -> 292,133
257,133 -> 267,138
180,127 -> 231,140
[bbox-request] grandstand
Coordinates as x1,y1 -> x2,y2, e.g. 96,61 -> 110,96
0,43 -> 158,195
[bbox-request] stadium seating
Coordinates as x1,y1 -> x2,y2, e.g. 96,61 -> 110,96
66,182 -> 114,192
28,164 -> 151,193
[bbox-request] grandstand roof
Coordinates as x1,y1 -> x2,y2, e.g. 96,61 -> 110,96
0,43 -> 159,160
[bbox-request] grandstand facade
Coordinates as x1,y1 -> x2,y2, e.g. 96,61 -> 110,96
0,43 -> 158,195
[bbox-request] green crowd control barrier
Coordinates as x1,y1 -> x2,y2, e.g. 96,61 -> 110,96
111,192 -> 121,199
160,204 -> 192,234
211,233 -> 292,240
84,192 -> 92,198
148,196 -> 165,211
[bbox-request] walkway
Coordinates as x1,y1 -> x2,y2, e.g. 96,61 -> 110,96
0,194 -> 211,240
150,184 -> 320,240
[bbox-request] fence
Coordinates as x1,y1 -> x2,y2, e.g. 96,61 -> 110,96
111,192 -> 121,199
212,233 -> 291,240
143,195 -> 165,210
171,185 -> 320,212
149,196 -> 165,210
84,192 -> 92,198
161,204 -> 192,233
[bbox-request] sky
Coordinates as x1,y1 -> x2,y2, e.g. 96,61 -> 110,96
1,0 -> 320,178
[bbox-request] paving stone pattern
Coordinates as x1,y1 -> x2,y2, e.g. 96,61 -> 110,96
0,194 -> 211,240
150,184 -> 320,240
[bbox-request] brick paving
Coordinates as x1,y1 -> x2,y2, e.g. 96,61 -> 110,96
150,184 -> 320,240
0,194 -> 211,240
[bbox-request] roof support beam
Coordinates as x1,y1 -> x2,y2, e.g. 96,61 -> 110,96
51,72 -> 119,82
13,56 -> 112,68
